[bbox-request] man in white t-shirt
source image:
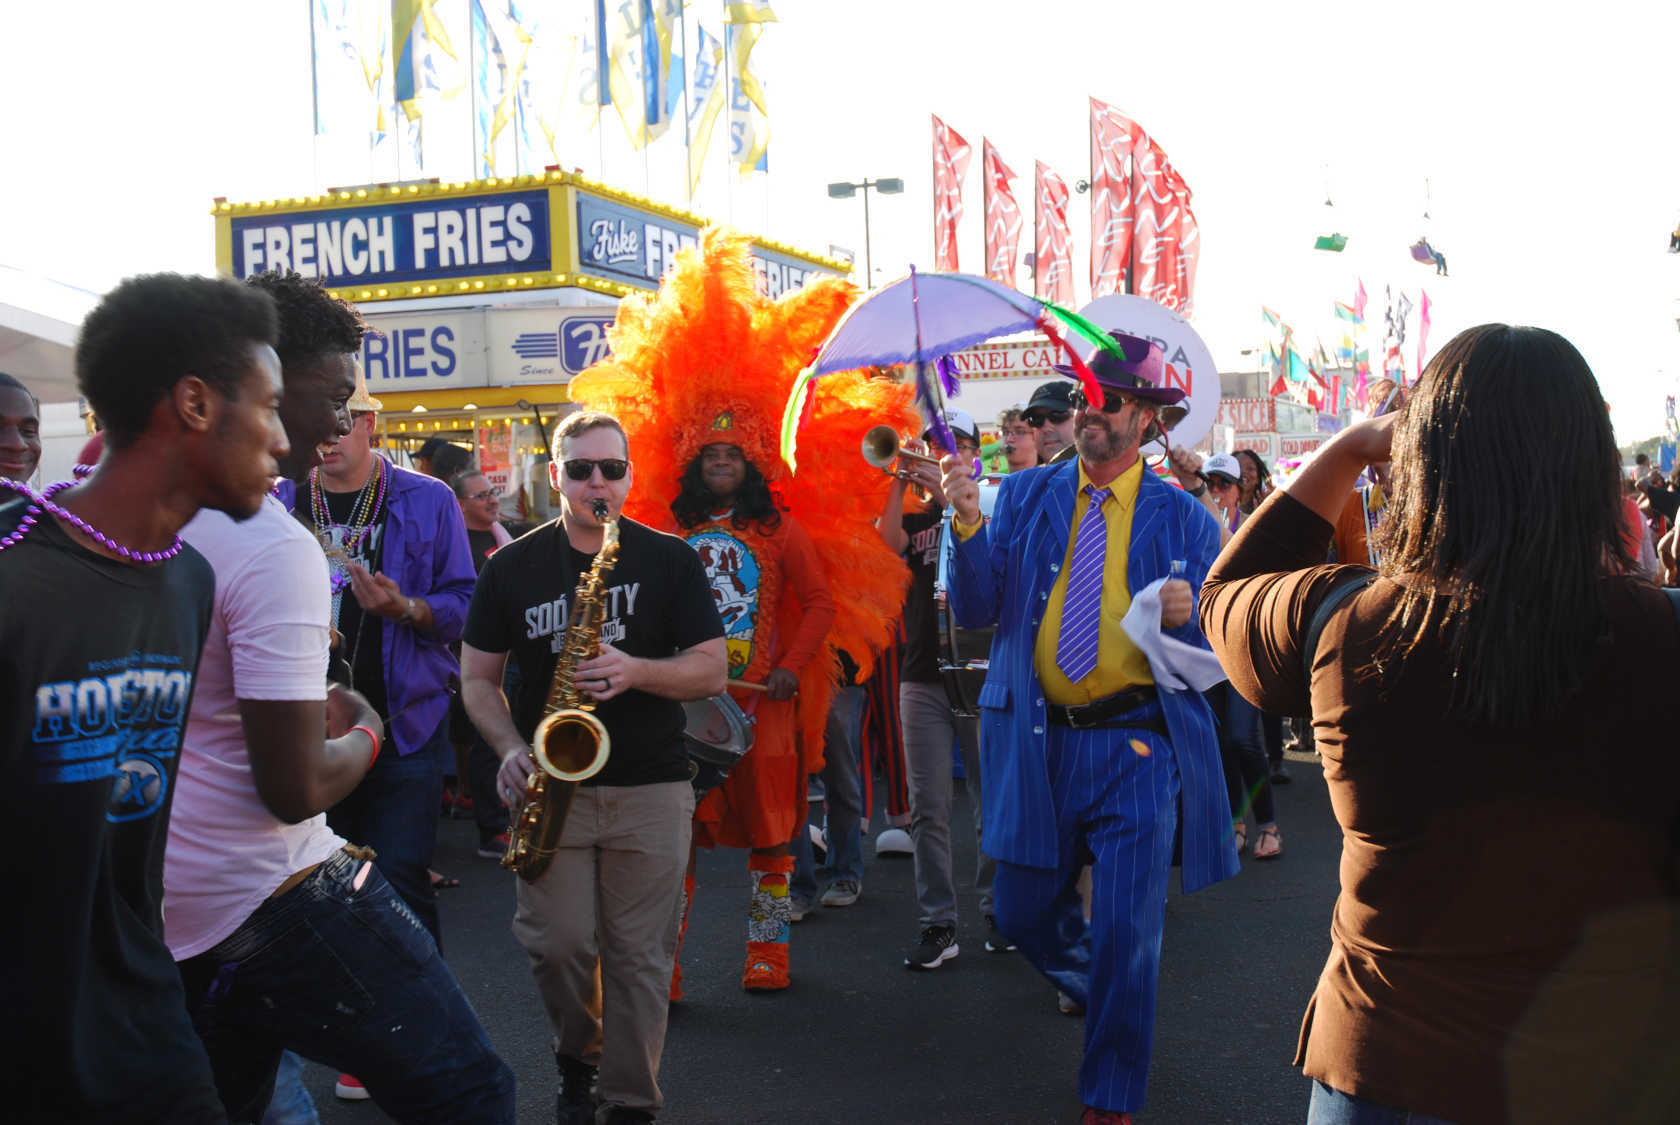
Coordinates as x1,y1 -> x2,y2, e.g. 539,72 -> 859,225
164,271 -> 515,1123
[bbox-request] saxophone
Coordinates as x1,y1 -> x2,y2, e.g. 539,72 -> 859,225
502,499 -> 618,882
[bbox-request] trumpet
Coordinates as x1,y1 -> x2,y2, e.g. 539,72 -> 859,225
861,425 -> 944,482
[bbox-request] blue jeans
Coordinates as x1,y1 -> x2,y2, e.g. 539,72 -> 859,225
177,850 -> 515,1124
1307,1082 -> 1464,1125
328,712 -> 450,944
792,685 -> 866,897
259,1052 -> 317,1125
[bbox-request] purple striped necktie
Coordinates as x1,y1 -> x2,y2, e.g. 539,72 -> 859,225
1056,485 -> 1110,682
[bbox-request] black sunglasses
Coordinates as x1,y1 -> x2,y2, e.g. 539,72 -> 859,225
1023,409 -> 1071,427
1069,388 -> 1141,414
561,457 -> 629,482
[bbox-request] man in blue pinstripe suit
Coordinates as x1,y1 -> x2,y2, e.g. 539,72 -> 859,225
941,331 -> 1239,1125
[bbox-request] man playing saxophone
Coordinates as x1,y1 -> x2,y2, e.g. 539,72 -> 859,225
461,411 -> 727,1125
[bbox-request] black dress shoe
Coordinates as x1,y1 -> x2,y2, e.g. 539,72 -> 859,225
1270,761 -> 1292,785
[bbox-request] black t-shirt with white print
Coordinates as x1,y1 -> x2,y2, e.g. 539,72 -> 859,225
464,516 -> 725,787
899,506 -> 945,683
0,499 -> 224,1123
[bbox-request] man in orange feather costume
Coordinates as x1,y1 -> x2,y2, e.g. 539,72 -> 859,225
568,229 -> 916,993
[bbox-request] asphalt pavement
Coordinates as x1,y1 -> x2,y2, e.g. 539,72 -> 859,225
302,746 -> 1338,1125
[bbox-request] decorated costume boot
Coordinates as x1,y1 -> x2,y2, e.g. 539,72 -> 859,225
742,854 -> 794,991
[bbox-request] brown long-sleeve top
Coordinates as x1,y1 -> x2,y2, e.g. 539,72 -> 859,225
1200,490 -> 1680,1125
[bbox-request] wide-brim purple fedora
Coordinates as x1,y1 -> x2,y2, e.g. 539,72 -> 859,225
1052,329 -> 1188,430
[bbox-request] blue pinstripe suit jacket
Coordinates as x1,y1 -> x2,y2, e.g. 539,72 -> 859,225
947,458 -> 1240,893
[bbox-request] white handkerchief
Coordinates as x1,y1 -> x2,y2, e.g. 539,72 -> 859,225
1120,578 -> 1228,693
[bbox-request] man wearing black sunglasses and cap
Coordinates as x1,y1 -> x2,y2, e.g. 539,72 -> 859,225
939,330 -> 1237,1125
1022,380 -> 1080,465
462,410 -> 726,1125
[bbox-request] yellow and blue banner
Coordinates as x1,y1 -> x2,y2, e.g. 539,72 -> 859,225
725,0 -> 774,175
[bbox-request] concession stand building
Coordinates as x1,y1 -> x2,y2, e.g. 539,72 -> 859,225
213,169 -> 847,522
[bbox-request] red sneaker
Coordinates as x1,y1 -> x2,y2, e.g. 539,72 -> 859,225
334,1073 -> 370,1101
1080,1109 -> 1131,1125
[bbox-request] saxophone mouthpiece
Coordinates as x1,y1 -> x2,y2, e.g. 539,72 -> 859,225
591,499 -> 610,520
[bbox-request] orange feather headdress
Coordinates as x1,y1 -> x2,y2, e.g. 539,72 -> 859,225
568,228 -> 919,756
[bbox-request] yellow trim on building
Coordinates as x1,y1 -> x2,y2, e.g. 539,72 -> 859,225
372,385 -> 571,414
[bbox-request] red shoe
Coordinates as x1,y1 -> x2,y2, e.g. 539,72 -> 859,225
334,1074 -> 371,1101
1080,1109 -> 1131,1125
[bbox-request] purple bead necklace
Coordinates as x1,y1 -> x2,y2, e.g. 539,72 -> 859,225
0,474 -> 184,563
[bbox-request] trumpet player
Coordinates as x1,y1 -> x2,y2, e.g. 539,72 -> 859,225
462,411 -> 726,1125
877,409 -> 999,970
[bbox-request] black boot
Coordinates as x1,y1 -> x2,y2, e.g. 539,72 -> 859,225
557,1055 -> 598,1125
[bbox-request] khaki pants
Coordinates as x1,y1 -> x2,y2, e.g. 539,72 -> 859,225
512,780 -> 694,1117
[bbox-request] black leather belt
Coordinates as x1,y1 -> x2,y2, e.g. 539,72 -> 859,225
1046,684 -> 1165,733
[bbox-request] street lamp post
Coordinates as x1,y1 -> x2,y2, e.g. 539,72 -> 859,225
827,177 -> 903,288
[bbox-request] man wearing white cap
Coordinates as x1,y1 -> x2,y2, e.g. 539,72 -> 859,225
878,408 -> 998,968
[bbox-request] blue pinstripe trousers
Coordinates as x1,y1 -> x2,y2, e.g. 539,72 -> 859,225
991,717 -> 1180,1114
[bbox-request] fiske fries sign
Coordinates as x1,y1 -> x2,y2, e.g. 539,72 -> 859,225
214,171 -> 846,305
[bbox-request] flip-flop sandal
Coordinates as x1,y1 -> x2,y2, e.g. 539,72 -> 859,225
1253,826 -> 1283,861
430,870 -> 461,889
1232,821 -> 1249,854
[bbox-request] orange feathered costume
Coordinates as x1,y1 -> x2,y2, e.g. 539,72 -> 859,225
567,228 -> 916,849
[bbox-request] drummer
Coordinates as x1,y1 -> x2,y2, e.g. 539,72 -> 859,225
460,410 -> 727,1125
667,431 -> 837,994
877,409 -> 998,968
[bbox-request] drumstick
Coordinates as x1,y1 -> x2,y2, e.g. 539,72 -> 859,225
730,680 -> 796,696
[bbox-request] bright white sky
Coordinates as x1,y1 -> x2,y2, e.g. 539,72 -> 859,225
4,1 -> 1678,440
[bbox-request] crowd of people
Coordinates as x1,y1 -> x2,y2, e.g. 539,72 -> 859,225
2,248 -> 1676,1125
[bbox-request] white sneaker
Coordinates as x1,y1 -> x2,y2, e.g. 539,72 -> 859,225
820,879 -> 861,907
875,827 -> 913,856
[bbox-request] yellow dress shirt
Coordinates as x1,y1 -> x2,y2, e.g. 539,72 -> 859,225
1034,459 -> 1153,705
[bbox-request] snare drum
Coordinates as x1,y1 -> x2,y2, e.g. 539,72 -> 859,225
681,692 -> 755,794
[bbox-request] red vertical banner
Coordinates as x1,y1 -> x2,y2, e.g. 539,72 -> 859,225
1089,97 -> 1142,298
1416,289 -> 1432,377
982,139 -> 1023,287
931,114 -> 972,272
1130,134 -> 1199,316
1034,161 -> 1074,304
1173,174 -> 1201,318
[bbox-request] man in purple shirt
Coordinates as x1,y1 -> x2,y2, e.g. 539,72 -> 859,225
294,358 -> 475,943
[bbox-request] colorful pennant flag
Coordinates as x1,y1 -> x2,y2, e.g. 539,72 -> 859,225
1334,301 -> 1361,323
932,115 -> 972,272
983,140 -> 1024,287
1262,306 -> 1282,329
1354,278 -> 1368,321
1034,162 -> 1074,304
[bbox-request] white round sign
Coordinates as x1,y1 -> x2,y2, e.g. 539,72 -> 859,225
1077,294 -> 1220,450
